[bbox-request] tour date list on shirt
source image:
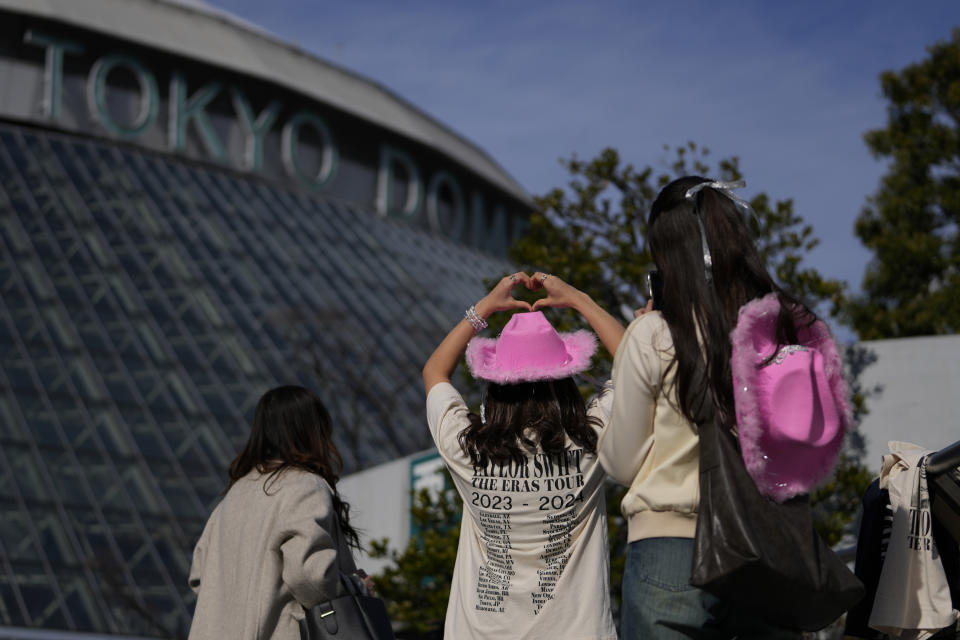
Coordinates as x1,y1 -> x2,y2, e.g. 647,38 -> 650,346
467,448 -> 587,616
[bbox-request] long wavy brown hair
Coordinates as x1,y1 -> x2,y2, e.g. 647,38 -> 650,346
458,376 -> 601,469
227,385 -> 360,549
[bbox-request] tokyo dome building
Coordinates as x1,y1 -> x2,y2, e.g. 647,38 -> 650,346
0,0 -> 530,635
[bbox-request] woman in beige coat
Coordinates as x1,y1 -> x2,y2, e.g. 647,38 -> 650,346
187,385 -> 367,640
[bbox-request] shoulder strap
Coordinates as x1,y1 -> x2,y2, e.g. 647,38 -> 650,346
310,474 -> 352,579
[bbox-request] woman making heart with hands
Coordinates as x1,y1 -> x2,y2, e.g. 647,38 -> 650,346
422,271 -> 624,640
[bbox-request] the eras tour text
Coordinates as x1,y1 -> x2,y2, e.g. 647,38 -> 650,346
471,448 -> 587,616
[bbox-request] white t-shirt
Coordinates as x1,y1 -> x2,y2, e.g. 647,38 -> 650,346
426,381 -> 617,640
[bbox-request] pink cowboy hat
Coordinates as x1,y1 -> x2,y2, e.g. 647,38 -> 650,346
730,294 -> 852,502
465,311 -> 597,384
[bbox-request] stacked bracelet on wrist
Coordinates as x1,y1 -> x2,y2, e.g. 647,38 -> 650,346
464,305 -> 488,332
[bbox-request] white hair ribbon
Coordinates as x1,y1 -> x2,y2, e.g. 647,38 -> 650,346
684,179 -> 751,211
683,180 -> 753,284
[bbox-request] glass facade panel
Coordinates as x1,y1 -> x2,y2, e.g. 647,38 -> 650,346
0,582 -> 29,626
0,120 -> 512,634
1,515 -> 41,563
48,457 -> 89,507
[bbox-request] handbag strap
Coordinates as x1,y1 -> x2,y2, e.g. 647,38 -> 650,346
681,354 -> 745,469
680,352 -> 724,430
928,439 -> 960,476
323,481 -> 364,591
321,478 -> 355,577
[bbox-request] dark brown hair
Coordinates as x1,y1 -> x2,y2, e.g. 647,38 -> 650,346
227,385 -> 359,549
458,377 -> 600,468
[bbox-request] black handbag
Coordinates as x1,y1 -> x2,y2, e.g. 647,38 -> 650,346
299,573 -> 395,640
690,414 -> 865,631
299,508 -> 395,640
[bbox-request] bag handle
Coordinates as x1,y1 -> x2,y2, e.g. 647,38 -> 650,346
323,478 -> 356,577
928,439 -> 960,476
324,481 -> 367,592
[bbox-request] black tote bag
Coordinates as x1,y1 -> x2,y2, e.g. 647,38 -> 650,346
690,415 -> 865,631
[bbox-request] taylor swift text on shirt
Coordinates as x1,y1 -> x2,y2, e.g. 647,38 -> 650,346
469,448 -> 587,615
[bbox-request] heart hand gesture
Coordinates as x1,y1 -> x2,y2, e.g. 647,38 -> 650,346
475,272 -> 534,317
530,272 -> 585,311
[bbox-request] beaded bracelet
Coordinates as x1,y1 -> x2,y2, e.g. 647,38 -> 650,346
464,305 -> 488,332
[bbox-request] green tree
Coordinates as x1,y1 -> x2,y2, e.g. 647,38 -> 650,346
512,143 -> 845,343
369,475 -> 461,640
846,28 -> 960,339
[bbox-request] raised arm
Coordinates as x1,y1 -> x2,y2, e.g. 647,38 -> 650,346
422,272 -> 533,394
530,272 -> 626,357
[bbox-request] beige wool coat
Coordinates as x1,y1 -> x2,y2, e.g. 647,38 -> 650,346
187,468 -> 357,640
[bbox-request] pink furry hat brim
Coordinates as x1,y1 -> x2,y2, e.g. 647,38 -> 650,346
465,329 -> 597,384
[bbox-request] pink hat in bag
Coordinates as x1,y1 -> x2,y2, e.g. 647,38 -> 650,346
730,293 -> 852,502
465,311 -> 597,384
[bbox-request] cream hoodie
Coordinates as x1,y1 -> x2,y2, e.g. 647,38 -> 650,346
598,311 -> 700,542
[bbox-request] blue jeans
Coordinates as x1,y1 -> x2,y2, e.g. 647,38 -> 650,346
620,538 -> 801,640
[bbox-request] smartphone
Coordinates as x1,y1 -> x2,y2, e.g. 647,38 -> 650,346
645,270 -> 664,310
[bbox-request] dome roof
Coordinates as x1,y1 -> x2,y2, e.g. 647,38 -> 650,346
0,0 -> 531,205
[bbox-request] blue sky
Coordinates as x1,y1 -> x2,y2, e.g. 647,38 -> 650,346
204,0 -> 957,299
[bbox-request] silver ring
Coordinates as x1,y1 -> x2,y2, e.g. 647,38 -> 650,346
540,273 -> 549,283
510,274 -> 517,282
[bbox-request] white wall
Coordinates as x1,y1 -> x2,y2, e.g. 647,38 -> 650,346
339,448 -> 442,575
857,334 -> 960,474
